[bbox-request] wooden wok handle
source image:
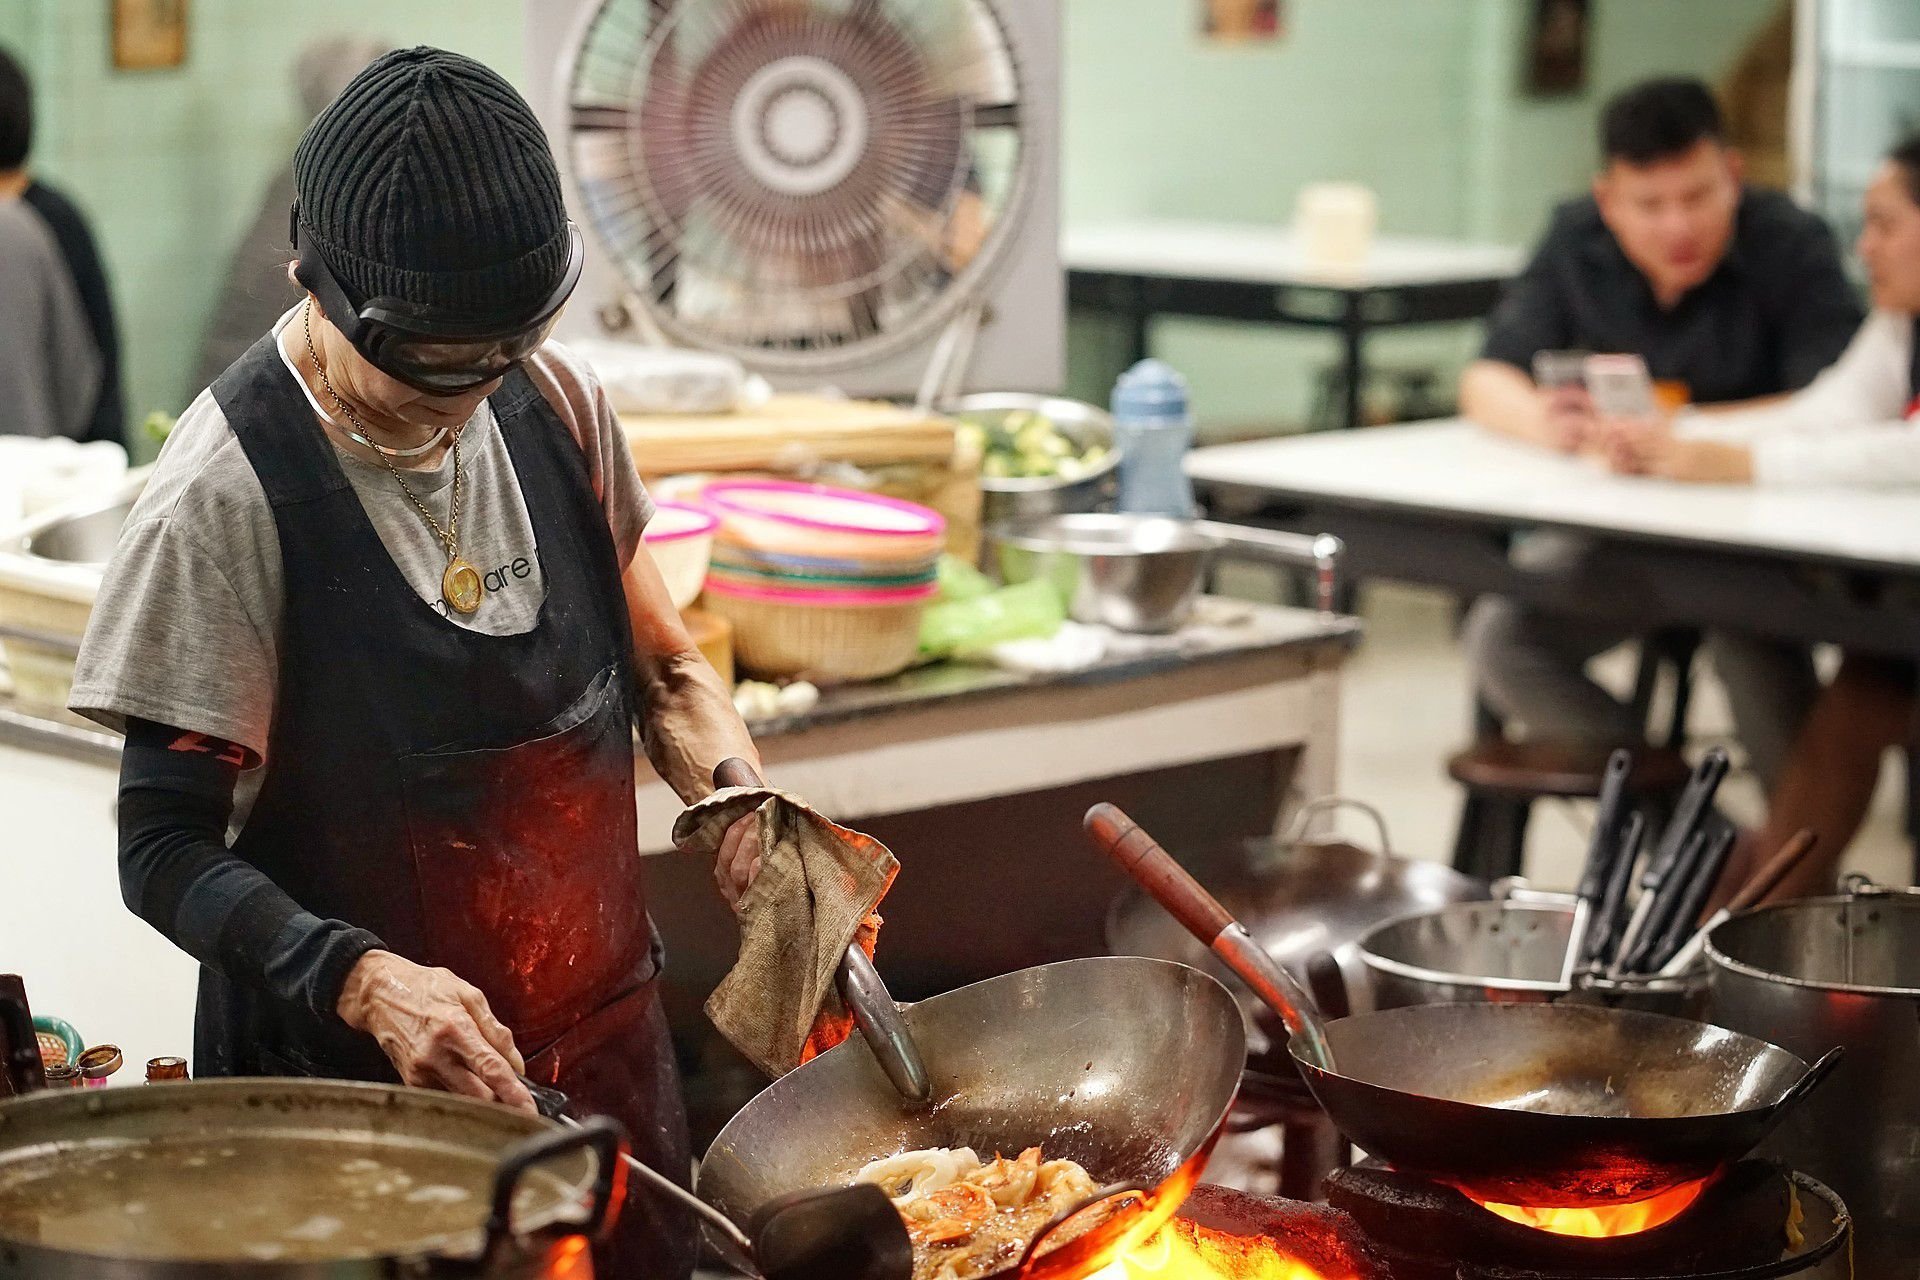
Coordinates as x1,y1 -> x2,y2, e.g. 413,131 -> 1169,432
1084,804 -> 1234,944
1728,829 -> 1819,913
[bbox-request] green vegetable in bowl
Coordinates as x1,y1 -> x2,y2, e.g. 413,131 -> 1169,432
957,408 -> 1109,482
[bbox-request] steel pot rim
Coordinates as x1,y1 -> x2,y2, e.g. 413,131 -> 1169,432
1356,901 -> 1568,994
1358,901 -> 1702,997
1706,890 -> 1920,1000
0,1077 -> 603,1267
987,513 -> 1217,558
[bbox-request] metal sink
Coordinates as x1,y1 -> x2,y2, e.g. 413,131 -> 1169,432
21,499 -> 134,566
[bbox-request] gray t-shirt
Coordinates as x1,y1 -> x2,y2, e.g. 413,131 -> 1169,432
70,313 -> 654,773
0,197 -> 101,440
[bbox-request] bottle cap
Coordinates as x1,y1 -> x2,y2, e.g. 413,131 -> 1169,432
1111,359 -> 1190,422
77,1044 -> 123,1083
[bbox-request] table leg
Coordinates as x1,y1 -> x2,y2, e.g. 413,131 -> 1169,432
1340,294 -> 1367,431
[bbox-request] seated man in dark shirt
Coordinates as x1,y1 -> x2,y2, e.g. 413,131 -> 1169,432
0,45 -> 123,446
1458,78 -> 1861,791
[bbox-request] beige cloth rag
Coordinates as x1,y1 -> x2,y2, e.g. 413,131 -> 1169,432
674,786 -> 899,1077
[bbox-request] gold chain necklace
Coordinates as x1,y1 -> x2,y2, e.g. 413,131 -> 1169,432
302,301 -> 485,615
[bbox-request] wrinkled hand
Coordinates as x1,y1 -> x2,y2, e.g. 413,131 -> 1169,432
337,950 -> 532,1111
713,811 -> 764,911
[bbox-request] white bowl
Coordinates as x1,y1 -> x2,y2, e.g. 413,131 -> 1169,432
643,502 -> 719,611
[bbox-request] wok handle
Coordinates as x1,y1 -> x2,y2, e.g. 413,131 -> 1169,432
712,759 -> 932,1106
1773,1047 -> 1846,1118
837,946 -> 932,1104
484,1115 -> 627,1260
1084,804 -> 1334,1069
1085,803 -> 1233,942
1014,1181 -> 1149,1271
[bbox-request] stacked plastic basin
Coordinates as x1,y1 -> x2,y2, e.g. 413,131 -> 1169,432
698,479 -> 945,681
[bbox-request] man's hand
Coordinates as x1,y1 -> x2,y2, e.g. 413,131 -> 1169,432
337,951 -> 533,1111
1593,412 -> 1671,472
714,812 -> 763,911
1609,432 -> 1754,484
1539,385 -> 1597,454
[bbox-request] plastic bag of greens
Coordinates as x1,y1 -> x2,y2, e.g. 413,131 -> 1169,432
919,578 -> 1065,659
934,553 -> 994,603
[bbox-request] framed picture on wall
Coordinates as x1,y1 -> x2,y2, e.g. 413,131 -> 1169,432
112,0 -> 189,71
1200,0 -> 1285,45
1524,0 -> 1589,96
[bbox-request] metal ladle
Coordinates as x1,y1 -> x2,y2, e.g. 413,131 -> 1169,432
522,1078 -> 911,1280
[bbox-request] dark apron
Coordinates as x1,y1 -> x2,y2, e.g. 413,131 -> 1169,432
202,335 -> 693,1279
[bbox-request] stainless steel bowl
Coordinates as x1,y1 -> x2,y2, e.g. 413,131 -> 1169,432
23,499 -> 134,564
944,393 -> 1120,528
1359,900 -> 1707,1017
989,512 -> 1341,633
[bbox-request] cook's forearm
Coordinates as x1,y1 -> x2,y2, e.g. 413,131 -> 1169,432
622,541 -> 762,800
118,719 -> 383,1019
637,649 -> 759,803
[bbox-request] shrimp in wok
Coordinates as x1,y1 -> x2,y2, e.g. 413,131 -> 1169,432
855,1147 -> 1102,1280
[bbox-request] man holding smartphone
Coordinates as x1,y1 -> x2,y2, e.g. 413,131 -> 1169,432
1455,78 -> 1861,791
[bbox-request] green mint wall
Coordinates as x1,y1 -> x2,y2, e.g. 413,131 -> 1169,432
1063,0 -> 1783,438
0,0 -> 523,460
2,0 -> 1782,453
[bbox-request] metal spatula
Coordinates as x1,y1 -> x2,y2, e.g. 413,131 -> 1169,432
523,1078 -> 912,1280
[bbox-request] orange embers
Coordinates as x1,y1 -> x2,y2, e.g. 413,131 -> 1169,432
1469,1177 -> 1708,1238
1091,1218 -> 1351,1279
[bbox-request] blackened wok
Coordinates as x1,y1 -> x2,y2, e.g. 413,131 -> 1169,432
1086,804 -> 1841,1208
697,957 -> 1246,1278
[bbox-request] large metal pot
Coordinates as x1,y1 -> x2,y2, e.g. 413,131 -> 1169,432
990,513 -> 1341,633
1707,883 -> 1920,1276
1358,900 -> 1707,1016
0,1079 -> 619,1279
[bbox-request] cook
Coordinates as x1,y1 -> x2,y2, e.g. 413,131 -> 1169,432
69,48 -> 769,1279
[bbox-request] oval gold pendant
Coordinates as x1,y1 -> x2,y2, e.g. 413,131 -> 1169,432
442,558 -> 484,615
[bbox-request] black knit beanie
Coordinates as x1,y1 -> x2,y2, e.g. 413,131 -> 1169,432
292,47 -> 567,324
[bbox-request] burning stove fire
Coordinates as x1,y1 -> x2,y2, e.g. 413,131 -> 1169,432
1466,1177 -> 1708,1238
1069,1166 -> 1851,1280
1083,1185 -> 1376,1280
1091,1220 -> 1350,1280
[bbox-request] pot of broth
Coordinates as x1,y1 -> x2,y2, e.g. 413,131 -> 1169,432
0,1078 -> 621,1278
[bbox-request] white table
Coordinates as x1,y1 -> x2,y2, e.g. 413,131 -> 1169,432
1066,222 -> 1523,430
1188,419 -> 1920,654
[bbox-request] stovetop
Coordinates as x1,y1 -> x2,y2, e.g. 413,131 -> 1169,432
1173,1161 -> 1851,1280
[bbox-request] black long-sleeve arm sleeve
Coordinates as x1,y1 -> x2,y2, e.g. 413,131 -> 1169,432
117,718 -> 384,1020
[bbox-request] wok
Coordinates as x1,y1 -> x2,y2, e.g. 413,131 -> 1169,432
1086,804 -> 1842,1208
698,957 -> 1246,1278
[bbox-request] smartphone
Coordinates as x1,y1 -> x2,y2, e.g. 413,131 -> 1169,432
1532,349 -> 1590,390
1583,354 -> 1656,418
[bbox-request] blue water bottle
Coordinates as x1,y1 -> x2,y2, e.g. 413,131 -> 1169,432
1111,359 -> 1196,517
